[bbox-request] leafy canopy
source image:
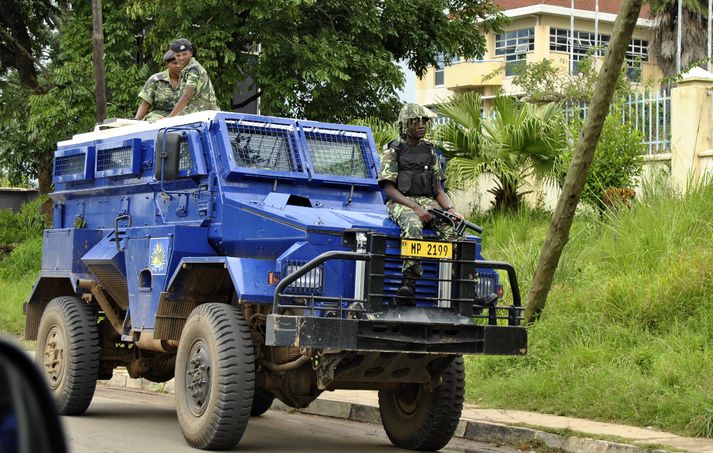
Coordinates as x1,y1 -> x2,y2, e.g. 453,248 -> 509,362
0,0 -> 506,191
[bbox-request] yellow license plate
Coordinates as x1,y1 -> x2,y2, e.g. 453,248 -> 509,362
400,239 -> 453,259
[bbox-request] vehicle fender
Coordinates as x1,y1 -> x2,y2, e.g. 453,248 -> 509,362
24,275 -> 77,340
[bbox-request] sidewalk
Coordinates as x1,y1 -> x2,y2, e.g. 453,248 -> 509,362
102,370 -> 713,453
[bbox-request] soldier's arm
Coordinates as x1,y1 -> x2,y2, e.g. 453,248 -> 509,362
169,67 -> 200,117
169,86 -> 196,117
382,181 -> 432,223
135,100 -> 152,120
434,185 -> 463,219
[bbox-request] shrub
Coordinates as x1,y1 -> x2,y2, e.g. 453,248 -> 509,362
567,103 -> 644,212
0,196 -> 48,247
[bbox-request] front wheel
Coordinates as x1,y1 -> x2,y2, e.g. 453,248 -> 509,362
36,296 -> 100,415
378,356 -> 465,451
175,303 -> 255,450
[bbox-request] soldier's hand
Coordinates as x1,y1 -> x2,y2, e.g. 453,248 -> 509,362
449,209 -> 464,220
414,206 -> 432,223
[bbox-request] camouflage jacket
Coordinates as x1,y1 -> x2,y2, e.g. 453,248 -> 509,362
378,140 -> 443,196
178,58 -> 219,114
138,70 -> 180,121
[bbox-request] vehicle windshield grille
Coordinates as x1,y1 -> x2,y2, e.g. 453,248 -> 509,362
304,130 -> 371,178
227,121 -> 298,173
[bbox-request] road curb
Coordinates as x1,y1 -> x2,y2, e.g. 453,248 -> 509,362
268,399 -> 668,453
99,375 -> 669,453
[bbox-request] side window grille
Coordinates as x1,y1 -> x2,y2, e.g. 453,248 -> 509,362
303,129 -> 372,178
55,154 -> 86,176
97,146 -> 132,171
179,138 -> 193,172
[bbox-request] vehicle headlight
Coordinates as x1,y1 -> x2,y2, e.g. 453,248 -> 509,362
286,264 -> 324,292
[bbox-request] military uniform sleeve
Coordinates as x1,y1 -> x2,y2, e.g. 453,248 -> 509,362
378,147 -> 398,186
138,77 -> 156,105
183,67 -> 201,90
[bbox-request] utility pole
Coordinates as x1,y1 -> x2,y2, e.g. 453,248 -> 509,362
524,0 -> 644,323
92,0 -> 107,123
570,0 -> 575,74
676,0 -> 682,74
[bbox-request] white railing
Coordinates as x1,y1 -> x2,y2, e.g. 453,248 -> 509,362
565,90 -> 672,155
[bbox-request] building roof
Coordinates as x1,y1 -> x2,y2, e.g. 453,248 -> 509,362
495,0 -> 652,19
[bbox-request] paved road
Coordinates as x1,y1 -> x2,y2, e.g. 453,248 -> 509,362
61,386 -> 520,453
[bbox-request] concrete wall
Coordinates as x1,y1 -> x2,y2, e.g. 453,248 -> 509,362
0,188 -> 38,213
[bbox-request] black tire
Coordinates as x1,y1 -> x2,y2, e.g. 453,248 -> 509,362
251,389 -> 275,416
378,356 -> 465,451
175,303 -> 255,450
36,296 -> 100,416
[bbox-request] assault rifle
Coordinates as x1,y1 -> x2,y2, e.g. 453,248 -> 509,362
427,208 -> 484,235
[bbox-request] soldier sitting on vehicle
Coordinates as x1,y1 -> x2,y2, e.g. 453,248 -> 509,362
135,50 -> 182,121
378,103 -> 464,300
167,38 -> 220,117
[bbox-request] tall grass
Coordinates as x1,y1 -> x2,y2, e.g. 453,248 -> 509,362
0,237 -> 42,336
466,181 -> 713,436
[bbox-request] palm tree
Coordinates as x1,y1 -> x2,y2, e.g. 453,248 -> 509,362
650,0 -> 709,76
351,117 -> 398,154
435,93 -> 567,211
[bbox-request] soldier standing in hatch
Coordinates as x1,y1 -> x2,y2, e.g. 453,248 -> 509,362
135,50 -> 182,121
378,103 -> 464,300
168,38 -> 220,116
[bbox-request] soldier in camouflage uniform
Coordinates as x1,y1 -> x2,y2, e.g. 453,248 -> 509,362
135,50 -> 182,121
378,103 -> 464,300
168,38 -> 220,117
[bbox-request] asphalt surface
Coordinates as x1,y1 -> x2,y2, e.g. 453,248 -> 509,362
61,386 -> 521,453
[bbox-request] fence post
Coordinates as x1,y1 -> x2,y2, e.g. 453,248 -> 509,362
670,68 -> 713,189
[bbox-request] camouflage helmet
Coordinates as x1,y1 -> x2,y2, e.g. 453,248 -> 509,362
398,103 -> 437,137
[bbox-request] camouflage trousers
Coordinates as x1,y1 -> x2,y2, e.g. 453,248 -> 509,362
386,197 -> 460,277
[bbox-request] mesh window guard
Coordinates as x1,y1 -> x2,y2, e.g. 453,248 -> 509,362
96,146 -> 132,172
226,120 -> 297,172
55,154 -> 86,176
304,130 -> 370,178
178,138 -> 193,172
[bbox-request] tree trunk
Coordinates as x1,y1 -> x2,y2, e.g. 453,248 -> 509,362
92,0 -> 107,124
524,0 -> 644,323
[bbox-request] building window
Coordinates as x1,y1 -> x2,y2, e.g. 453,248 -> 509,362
434,55 -> 445,86
625,39 -> 649,82
550,28 -> 648,77
433,54 -> 460,86
550,28 -> 610,72
495,28 -> 535,76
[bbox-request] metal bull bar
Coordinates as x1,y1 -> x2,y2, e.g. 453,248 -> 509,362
266,239 -> 527,355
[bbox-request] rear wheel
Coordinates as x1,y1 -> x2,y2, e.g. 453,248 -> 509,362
36,296 -> 100,415
251,389 -> 275,416
378,356 -> 465,451
175,303 -> 255,450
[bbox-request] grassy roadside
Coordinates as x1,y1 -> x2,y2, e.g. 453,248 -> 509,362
467,182 -> 713,437
0,236 -> 42,337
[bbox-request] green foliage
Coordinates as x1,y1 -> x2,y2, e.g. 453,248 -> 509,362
435,93 -> 567,211
467,181 -> 713,436
0,197 -> 49,247
512,54 -> 634,103
0,236 -> 42,280
1,0 -> 507,190
350,117 -> 398,154
566,102 -> 644,212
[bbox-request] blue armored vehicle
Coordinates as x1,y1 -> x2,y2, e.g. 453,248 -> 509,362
26,111 -> 526,451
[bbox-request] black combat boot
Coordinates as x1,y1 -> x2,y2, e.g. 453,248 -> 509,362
397,278 -> 417,302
